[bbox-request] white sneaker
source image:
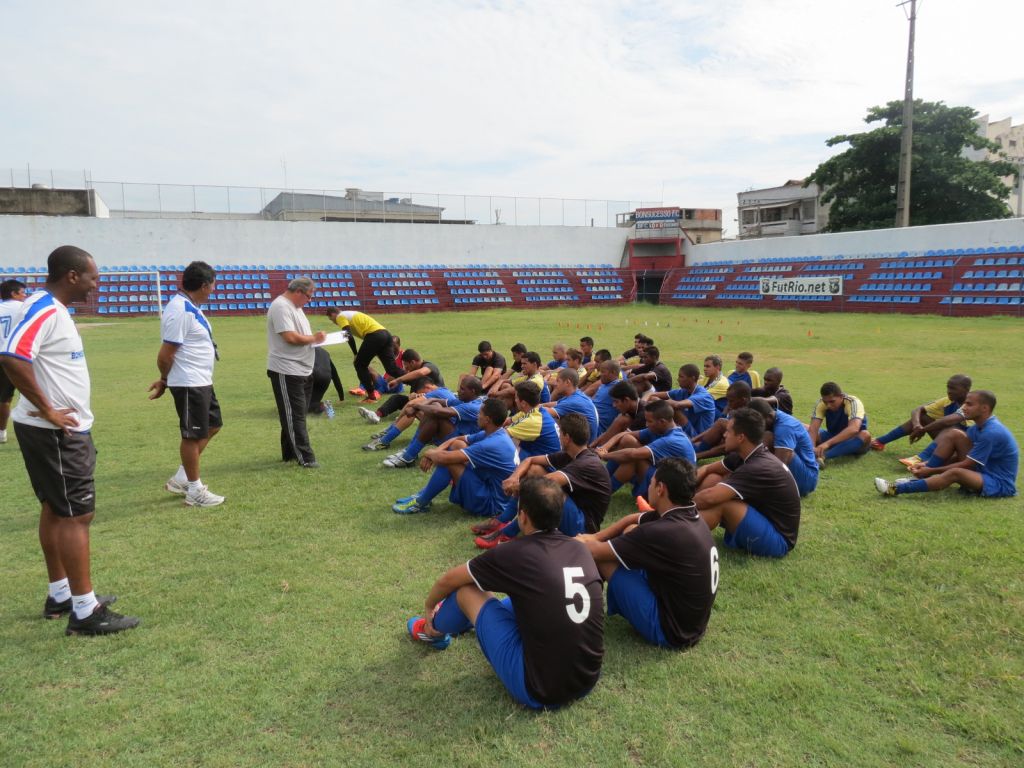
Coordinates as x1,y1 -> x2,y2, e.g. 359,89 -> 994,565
358,407 -> 381,425
0,429 -> 7,444
184,485 -> 225,508
383,453 -> 416,468
165,476 -> 188,495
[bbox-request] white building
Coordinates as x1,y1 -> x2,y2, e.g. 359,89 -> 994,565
968,115 -> 1024,216
736,180 -> 828,239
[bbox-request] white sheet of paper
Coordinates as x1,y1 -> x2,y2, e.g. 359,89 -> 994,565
313,330 -> 349,347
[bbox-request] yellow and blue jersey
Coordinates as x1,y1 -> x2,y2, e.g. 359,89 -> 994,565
727,369 -> 762,389
812,394 -> 868,433
507,407 -> 561,459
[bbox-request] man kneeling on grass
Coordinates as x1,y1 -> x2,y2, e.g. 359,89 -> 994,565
875,389 -> 1018,499
407,476 -> 604,710
694,407 -> 801,559
578,458 -> 718,649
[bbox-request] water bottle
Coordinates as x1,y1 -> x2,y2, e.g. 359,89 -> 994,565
324,400 -> 336,419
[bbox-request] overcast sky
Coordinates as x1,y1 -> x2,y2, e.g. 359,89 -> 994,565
4,0 -> 1023,235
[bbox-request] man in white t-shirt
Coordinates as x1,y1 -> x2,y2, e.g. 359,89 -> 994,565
147,261 -> 224,507
0,278 -> 28,444
0,246 -> 139,636
267,277 -> 326,467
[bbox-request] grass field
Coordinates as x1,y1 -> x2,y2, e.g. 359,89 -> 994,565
1,304 -> 1022,768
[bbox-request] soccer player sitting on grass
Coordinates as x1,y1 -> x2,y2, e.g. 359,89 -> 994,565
591,380 -> 645,448
699,354 -> 730,416
381,376 -> 485,468
581,349 -> 613,395
492,351 -> 549,411
542,367 -> 600,440
578,336 -> 594,367
506,382 -> 561,460
589,359 -> 624,438
361,378 -> 456,453
406,476 -> 604,711
468,340 -> 507,394
807,381 -> 872,465
627,345 -> 673,392
392,398 -> 516,516
691,381 -> 752,461
475,413 -> 611,548
617,333 -> 653,367
747,398 -> 819,497
545,343 -> 568,372
357,348 -> 443,427
595,400 -> 697,502
649,363 -> 717,438
869,374 -> 971,463
727,351 -> 761,389
751,366 -> 793,415
694,408 -> 801,559
875,390 -> 1018,498
578,457 -> 718,649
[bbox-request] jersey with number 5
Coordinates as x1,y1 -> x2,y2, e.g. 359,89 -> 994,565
467,531 -> 604,706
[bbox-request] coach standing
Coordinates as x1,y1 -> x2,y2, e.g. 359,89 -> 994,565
0,246 -> 140,635
147,261 -> 225,507
268,277 -> 325,468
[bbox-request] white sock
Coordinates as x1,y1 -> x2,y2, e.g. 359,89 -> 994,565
49,578 -> 72,602
187,479 -> 203,494
72,592 -> 99,619
174,465 -> 188,483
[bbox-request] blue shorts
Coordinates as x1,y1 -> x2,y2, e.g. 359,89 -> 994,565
560,497 -> 586,537
475,597 -> 545,710
789,459 -> 819,497
724,504 -> 791,558
450,467 -> 504,518
981,474 -> 1017,498
607,568 -> 672,648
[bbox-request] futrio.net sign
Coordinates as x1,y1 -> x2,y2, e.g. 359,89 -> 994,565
759,276 -> 844,296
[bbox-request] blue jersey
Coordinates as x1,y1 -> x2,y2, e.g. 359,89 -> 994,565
812,394 -> 869,434
592,381 -> 619,438
462,428 -> 518,484
667,385 -> 717,437
771,410 -> 818,495
554,389 -> 600,443
451,396 -> 485,437
638,426 -> 697,465
967,417 -> 1018,497
425,387 -> 459,406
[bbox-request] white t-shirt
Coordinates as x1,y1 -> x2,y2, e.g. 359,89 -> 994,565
1,290 -> 94,432
266,294 -> 314,376
162,293 -> 216,387
0,298 -> 26,345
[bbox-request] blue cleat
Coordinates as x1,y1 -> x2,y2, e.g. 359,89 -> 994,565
407,616 -> 451,650
392,497 -> 430,515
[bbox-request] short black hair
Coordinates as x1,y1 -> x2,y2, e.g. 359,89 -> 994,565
704,354 -> 722,368
610,380 -> 638,401
600,359 -> 621,376
594,349 -> 611,362
559,412 -> 590,446
556,367 -> 579,387
643,345 -> 660,360
523,351 -> 542,367
644,399 -> 674,422
181,261 -> 216,292
481,397 -> 509,425
461,376 -> 483,397
477,340 -> 492,353
510,342 -> 528,354
679,363 -> 700,379
726,381 -> 752,399
47,245 -> 92,283
820,381 -> 842,398
737,351 -> 754,363
401,348 -> 423,364
1,279 -> 26,300
730,407 -> 765,444
518,477 -> 565,531
948,374 -> 972,390
579,336 -> 594,346
747,398 -> 775,421
653,458 -> 697,506
971,389 -> 996,410
514,381 -> 541,407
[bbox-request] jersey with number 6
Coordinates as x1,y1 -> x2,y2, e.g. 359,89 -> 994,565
608,505 -> 718,648
467,531 -> 604,706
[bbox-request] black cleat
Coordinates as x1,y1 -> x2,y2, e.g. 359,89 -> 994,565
65,603 -> 140,636
43,594 -> 117,620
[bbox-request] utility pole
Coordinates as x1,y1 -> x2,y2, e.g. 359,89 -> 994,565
895,0 -> 917,227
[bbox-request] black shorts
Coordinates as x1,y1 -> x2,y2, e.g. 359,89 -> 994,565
0,365 -> 14,402
170,385 -> 223,439
13,422 -> 96,517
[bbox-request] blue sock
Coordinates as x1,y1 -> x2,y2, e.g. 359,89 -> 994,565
498,496 -> 518,523
606,461 -> 623,491
879,426 -> 908,444
896,479 -> 929,495
382,425 -> 402,445
418,465 -> 452,504
432,593 -> 474,636
925,454 -> 946,469
917,441 -> 937,461
825,436 -> 867,459
501,519 -> 520,538
403,431 -> 425,461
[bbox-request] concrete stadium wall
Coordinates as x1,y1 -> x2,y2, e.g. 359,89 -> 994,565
0,216 -> 629,269
687,218 -> 1024,264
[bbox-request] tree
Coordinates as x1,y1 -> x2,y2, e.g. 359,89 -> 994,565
807,101 -> 1017,232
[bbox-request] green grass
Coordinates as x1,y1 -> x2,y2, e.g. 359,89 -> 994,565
1,305 -> 1022,767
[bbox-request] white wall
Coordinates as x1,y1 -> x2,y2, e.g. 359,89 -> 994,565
0,216 -> 629,269
687,218 -> 1024,264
